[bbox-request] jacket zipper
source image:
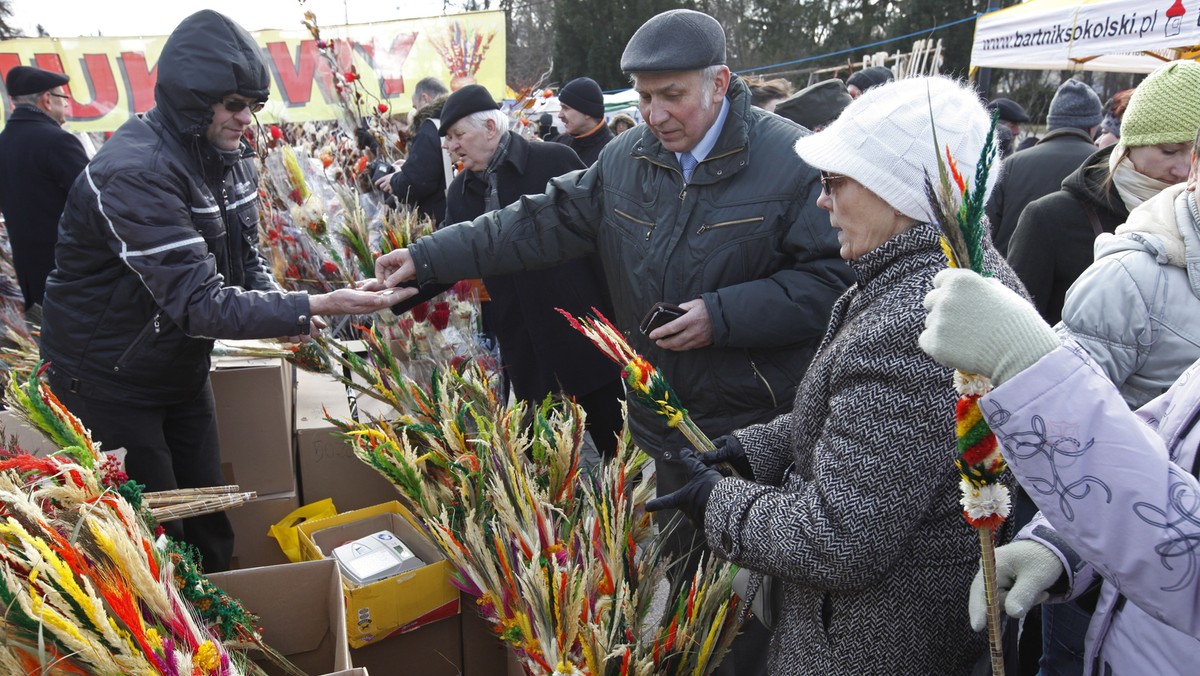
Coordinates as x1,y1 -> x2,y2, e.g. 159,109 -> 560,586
748,356 -> 778,408
613,208 -> 657,241
697,216 -> 765,234
114,311 -> 161,371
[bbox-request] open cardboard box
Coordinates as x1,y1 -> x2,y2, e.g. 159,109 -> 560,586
298,501 -> 460,648
208,559 -> 350,675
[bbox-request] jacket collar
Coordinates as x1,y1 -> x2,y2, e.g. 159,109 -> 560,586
848,223 -> 942,287
7,105 -> 61,127
628,75 -> 752,183
1037,127 -> 1095,145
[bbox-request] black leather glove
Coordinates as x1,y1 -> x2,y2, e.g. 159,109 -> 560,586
645,447 -> 725,529
698,434 -> 753,480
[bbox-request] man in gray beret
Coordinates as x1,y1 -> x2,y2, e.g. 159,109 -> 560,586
0,66 -> 89,309
986,78 -> 1103,254
371,13 -> 851,668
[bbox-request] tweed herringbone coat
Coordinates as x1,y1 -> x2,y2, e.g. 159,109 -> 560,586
706,225 -> 1021,674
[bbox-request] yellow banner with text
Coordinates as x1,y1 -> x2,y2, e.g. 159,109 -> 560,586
0,11 -> 506,133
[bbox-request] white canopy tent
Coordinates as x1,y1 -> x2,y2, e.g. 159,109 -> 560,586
971,0 -> 1200,73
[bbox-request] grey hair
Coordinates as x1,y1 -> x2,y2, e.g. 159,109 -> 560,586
460,109 -> 510,132
413,76 -> 449,101
629,64 -> 725,88
11,93 -> 42,107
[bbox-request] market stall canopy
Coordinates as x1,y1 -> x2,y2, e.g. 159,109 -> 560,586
971,0 -> 1200,73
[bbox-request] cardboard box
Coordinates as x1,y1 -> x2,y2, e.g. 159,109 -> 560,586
324,670 -> 369,676
461,595 -> 511,676
298,501 -> 460,647
208,560 -> 350,675
295,369 -> 400,511
227,491 -> 301,570
351,613 -> 462,675
212,354 -> 296,496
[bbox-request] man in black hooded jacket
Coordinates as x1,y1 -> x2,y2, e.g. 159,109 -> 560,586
39,10 -> 396,571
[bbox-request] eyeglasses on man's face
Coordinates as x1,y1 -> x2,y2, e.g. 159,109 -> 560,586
819,170 -> 847,197
220,98 -> 265,114
48,92 -> 70,100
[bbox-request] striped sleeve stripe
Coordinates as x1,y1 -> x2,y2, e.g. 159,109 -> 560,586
86,166 -> 208,263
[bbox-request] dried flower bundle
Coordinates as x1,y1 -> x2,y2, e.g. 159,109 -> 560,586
0,451 -> 299,675
324,333 -> 743,674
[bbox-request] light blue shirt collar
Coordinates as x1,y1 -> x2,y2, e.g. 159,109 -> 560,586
675,96 -> 730,166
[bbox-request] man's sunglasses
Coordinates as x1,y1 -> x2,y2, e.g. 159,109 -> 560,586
819,170 -> 846,197
221,98 -> 265,114
48,92 -> 70,100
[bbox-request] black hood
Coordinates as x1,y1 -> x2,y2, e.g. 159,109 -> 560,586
152,10 -> 270,142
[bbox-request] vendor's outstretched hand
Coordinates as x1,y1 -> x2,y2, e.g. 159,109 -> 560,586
698,434 -> 754,480
645,447 -> 725,530
919,268 -> 1059,385
375,248 -> 416,289
309,287 -> 411,316
969,540 -> 1063,631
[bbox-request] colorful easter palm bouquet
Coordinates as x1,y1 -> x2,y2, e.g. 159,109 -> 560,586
925,106 -> 1011,675
322,330 -> 742,675
0,370 -> 300,675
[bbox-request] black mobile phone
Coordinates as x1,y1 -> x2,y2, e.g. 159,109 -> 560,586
639,302 -> 686,336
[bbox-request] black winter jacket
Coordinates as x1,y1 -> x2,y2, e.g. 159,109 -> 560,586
986,127 -> 1098,256
389,117 -> 447,225
0,106 -> 89,308
40,10 -> 310,404
1007,145 -> 1127,324
555,123 -> 614,167
409,76 -> 853,452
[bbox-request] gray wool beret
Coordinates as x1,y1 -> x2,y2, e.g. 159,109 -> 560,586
620,9 -> 726,73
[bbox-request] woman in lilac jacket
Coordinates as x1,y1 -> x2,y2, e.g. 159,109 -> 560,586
920,268 -> 1200,675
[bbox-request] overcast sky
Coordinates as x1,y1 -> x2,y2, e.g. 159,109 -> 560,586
7,0 -> 451,38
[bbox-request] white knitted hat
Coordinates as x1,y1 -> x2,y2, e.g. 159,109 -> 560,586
794,75 -> 1000,224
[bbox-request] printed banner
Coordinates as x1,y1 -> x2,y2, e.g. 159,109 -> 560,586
971,0 -> 1200,73
0,10 -> 506,132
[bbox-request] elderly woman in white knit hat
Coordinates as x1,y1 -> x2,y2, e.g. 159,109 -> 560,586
646,75 -> 1026,673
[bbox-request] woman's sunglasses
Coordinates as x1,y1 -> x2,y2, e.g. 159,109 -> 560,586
819,170 -> 846,197
221,98 -> 265,114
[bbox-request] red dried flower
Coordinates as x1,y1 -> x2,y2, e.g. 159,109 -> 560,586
377,103 -> 389,113
269,124 -> 283,140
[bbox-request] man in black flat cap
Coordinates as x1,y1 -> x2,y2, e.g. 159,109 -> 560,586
988,96 -> 1032,158
0,66 -> 89,310
371,10 -> 851,671
427,84 -> 626,461
554,76 -> 613,166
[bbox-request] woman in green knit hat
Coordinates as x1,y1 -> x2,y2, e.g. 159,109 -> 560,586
1001,58 -> 1200,675
1006,59 -> 1200,326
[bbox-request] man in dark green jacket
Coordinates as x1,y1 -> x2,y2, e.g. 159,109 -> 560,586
374,13 -> 851,671
376,5 -> 848,527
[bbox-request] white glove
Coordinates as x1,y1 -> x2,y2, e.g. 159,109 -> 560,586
920,268 -> 1060,386
969,539 -> 1064,631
